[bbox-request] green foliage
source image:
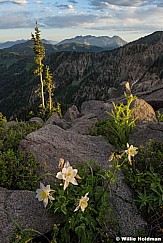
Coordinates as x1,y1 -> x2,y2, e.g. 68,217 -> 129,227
0,112 -> 7,123
49,161 -> 118,243
0,119 -> 41,190
44,65 -> 55,112
157,111 -> 163,122
131,140 -> 163,175
123,140 -> 163,236
31,23 -> 61,120
0,112 -> 7,138
13,158 -> 124,243
0,121 -> 42,151
31,21 -> 46,110
31,22 -> 45,71
90,93 -> 138,150
31,102 -> 62,121
0,149 -> 38,190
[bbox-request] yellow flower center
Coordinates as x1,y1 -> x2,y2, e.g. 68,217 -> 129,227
129,148 -> 136,156
80,200 -> 88,208
40,190 -> 48,199
67,171 -> 73,178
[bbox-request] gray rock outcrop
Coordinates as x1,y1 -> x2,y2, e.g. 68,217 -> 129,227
0,187 -> 62,243
20,124 -> 112,177
81,100 -> 113,120
110,171 -> 147,235
63,105 -> 80,121
130,122 -> 163,146
29,117 -> 44,125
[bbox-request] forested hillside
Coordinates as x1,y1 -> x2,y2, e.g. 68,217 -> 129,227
0,31 -> 162,119
47,31 -> 163,107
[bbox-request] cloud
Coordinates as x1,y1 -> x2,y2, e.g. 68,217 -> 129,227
68,0 -> 78,4
147,0 -> 163,7
157,0 -> 163,7
0,0 -> 162,38
43,14 -> 97,28
0,0 -> 28,4
88,5 -> 163,33
56,4 -> 72,9
89,0 -> 162,9
0,13 -> 32,28
56,4 -> 76,13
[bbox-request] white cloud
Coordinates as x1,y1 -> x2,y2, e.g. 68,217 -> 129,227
68,0 -> 78,4
90,0 -> 162,9
0,0 -> 28,4
88,5 -> 163,32
43,14 -> 97,28
0,13 -> 32,28
56,4 -> 76,13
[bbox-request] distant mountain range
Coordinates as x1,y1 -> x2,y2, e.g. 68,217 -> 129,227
0,31 -> 162,119
0,39 -> 27,49
3,40 -> 106,54
0,39 -> 57,49
0,35 -> 127,52
57,35 -> 127,49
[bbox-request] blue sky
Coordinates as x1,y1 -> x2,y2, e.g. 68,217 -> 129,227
0,0 -> 162,42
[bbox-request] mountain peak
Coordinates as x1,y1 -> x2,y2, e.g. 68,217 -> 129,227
57,35 -> 127,49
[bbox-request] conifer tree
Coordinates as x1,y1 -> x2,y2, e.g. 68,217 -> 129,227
31,21 -> 45,110
44,65 -> 55,112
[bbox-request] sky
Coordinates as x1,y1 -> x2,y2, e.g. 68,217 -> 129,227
0,0 -> 162,43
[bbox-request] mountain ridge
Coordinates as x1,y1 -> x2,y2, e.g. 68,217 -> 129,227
0,34 -> 127,52
57,34 -> 127,49
0,31 -> 162,119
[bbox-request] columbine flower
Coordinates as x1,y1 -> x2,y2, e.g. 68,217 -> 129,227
36,182 -> 55,207
109,152 -> 122,162
74,192 -> 89,212
56,161 -> 78,190
58,158 -> 65,169
108,152 -> 115,162
125,143 -> 138,164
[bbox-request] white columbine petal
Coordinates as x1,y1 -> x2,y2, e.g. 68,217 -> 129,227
56,161 -> 79,190
36,182 -> 55,207
43,197 -> 48,208
56,171 -> 64,180
125,143 -> 138,164
74,192 -> 89,212
64,161 -> 70,168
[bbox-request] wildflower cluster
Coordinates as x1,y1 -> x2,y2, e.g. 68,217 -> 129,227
36,159 -> 89,213
108,143 -> 138,168
35,160 -> 109,242
34,143 -> 138,242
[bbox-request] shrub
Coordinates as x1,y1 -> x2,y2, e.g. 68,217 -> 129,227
90,93 -> 138,150
123,140 -> 163,237
157,111 -> 163,122
0,149 -> 38,190
0,119 -> 41,190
